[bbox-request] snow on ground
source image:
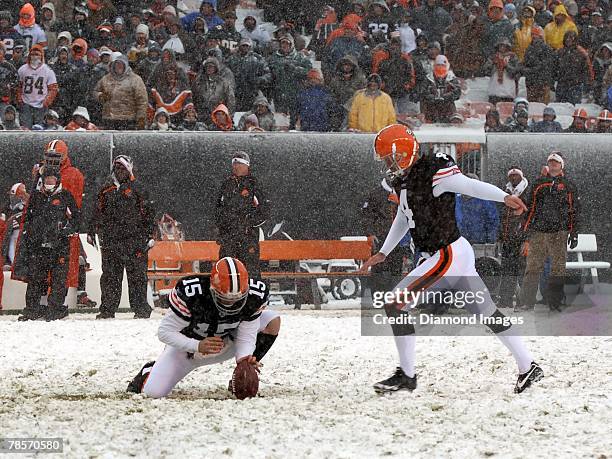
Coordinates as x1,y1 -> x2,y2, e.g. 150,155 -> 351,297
1,310 -> 611,458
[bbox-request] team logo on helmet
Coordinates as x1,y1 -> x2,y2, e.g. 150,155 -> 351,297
210,257 -> 249,315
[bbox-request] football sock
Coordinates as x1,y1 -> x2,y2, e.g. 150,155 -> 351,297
253,333 -> 277,361
496,334 -> 534,374
393,334 -> 416,378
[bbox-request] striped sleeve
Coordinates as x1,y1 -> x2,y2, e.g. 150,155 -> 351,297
432,165 -> 461,186
169,287 -> 192,321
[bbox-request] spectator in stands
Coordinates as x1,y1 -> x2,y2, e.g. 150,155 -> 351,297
533,0 -> 553,28
148,50 -> 192,124
237,93 -> 276,131
593,42 -> 612,106
215,151 -> 270,276
268,34 -> 312,130
445,2 -> 486,79
9,39 -> 26,69
421,41 -> 441,79
519,152 -> 580,312
209,103 -> 234,131
271,21 -> 307,53
240,15 -> 271,54
212,10 -> 242,57
523,26 -> 555,103
89,155 -> 155,319
0,11 -> 21,59
204,47 -> 236,89
192,56 -> 235,125
604,66 -> 612,109
70,38 -> 89,70
0,104 -> 19,129
373,34 -> 417,114
242,113 -> 266,132
92,23 -> 115,52
308,5 -> 339,60
40,2 -> 59,51
16,167 -> 79,322
595,109 -> 612,132
111,17 -> 130,53
322,13 -> 369,78
565,107 -> 590,132
449,112 -> 464,124
15,3 -> 47,49
513,6 -> 543,63
544,4 -> 578,50
503,107 -> 530,132
297,68 -> 333,132
531,106 -> 562,132
17,45 -> 57,129
455,173 -> 499,244
0,43 -> 17,114
227,37 -> 272,112
32,109 -> 63,130
56,31 -> 72,50
484,108 -> 503,132
149,106 -> 178,131
348,73 -> 396,132
480,0 -> 514,59
67,5 -> 95,43
497,166 -> 528,308
135,42 -> 161,85
484,38 -> 520,105
94,53 -> 148,130
397,9 -> 417,55
504,4 -> 519,27
50,46 -> 78,123
185,16 -> 208,67
128,24 -> 156,67
362,0 -> 396,44
420,55 -> 461,123
414,0 -> 452,45
64,106 -> 98,130
182,1 -> 224,32
554,31 -> 593,104
176,106 -> 207,131
327,54 -> 366,130
87,0 -> 116,28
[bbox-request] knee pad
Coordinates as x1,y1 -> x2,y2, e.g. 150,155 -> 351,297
486,309 -> 512,334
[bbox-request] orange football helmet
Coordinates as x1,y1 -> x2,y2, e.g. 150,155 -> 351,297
598,109 -> 612,121
572,108 -> 588,119
210,257 -> 249,315
373,124 -> 420,178
44,139 -> 68,168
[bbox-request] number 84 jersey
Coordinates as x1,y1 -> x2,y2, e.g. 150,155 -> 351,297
394,153 -> 462,254
168,275 -> 269,340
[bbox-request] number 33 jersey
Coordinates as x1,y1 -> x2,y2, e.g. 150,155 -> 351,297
393,153 -> 462,254
167,275 -> 269,340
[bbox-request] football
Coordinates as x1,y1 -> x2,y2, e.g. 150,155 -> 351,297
231,359 -> 259,400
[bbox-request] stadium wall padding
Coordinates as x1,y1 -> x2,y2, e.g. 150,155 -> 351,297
0,132 -> 609,266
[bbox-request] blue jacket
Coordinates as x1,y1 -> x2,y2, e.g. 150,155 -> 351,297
297,86 -> 333,132
455,195 -> 499,244
181,11 -> 224,32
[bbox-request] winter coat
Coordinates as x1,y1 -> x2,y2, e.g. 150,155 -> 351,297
297,84 -> 334,132
237,94 -> 276,131
445,16 -> 487,78
328,54 -> 367,107
543,5 -> 578,50
323,35 -> 370,78
50,60 -> 78,120
413,4 -> 452,44
522,173 -> 580,236
226,50 -> 272,112
484,51 -> 520,99
554,39 -> 593,89
93,54 -> 148,122
267,44 -> 312,113
513,16 -> 541,62
455,195 -> 499,244
481,18 -> 515,58
419,73 -> 462,123
523,38 -> 556,87
372,46 -> 416,99
348,88 -> 396,132
530,119 -> 562,132
0,60 -> 17,103
191,57 -> 235,122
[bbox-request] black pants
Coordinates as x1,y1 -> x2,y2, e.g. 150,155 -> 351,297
100,245 -> 150,314
498,240 -> 525,306
219,237 -> 260,277
24,248 -> 69,317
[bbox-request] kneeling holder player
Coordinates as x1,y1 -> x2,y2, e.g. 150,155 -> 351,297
127,257 -> 280,398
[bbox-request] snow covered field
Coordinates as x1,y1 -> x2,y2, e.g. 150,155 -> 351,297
1,310 -> 611,458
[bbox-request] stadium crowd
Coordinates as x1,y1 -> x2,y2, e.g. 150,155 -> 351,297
0,0 -> 609,132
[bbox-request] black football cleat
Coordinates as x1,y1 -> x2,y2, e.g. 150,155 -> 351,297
374,367 -> 417,394
96,311 -> 115,319
45,308 -> 69,321
514,362 -> 544,394
133,308 -> 152,319
127,361 -> 155,394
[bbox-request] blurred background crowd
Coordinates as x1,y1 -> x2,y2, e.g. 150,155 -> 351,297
0,0 -> 609,133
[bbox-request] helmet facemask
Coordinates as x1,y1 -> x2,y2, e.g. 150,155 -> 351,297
210,287 -> 248,316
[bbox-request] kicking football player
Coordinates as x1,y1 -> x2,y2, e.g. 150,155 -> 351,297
360,124 -> 543,394
127,257 -> 280,398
